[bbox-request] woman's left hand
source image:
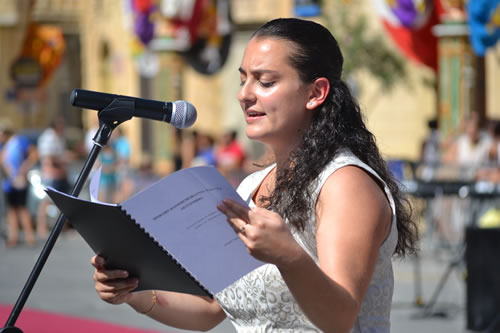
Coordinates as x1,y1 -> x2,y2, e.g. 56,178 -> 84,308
217,199 -> 303,267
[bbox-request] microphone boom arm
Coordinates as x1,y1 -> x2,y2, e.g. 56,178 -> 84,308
93,99 -> 134,145
1,99 -> 138,332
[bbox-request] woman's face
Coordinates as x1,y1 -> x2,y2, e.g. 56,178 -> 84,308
238,37 -> 314,149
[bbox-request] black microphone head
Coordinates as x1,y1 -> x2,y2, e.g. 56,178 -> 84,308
70,89 -> 78,106
172,101 -> 197,129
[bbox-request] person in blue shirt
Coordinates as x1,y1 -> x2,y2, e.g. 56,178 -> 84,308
111,127 -> 132,202
0,123 -> 38,247
191,131 -> 217,167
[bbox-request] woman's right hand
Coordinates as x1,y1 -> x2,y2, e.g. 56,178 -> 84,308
91,255 -> 139,305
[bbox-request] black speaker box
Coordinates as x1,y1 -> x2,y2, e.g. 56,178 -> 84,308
466,227 -> 500,332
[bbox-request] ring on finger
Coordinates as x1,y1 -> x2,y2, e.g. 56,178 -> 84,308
239,225 -> 246,235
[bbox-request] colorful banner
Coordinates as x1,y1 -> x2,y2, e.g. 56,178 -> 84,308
10,23 -> 65,88
372,0 -> 443,71
387,0 -> 433,28
129,0 -> 232,75
131,0 -> 157,46
467,0 -> 500,56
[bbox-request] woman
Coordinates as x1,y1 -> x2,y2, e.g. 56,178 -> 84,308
91,18 -> 418,332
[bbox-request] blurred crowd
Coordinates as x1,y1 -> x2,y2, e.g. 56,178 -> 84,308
419,112 -> 500,182
0,117 -> 257,249
410,112 -> 500,250
6,110 -> 500,249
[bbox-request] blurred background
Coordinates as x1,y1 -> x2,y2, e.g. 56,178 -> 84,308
1,0 -> 498,173
1,0 -> 500,332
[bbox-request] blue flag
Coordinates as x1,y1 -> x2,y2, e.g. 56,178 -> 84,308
467,0 -> 500,56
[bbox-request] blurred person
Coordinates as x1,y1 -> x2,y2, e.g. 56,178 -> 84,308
36,117 -> 70,239
443,112 -> 492,179
172,129 -> 184,171
486,119 -> 500,164
0,127 -> 5,233
89,18 -> 418,332
97,144 -> 117,203
215,129 -> 247,186
113,153 -> 160,203
190,131 -> 216,167
438,113 -> 492,246
215,129 -> 246,170
111,127 -> 132,202
0,122 -> 37,247
180,130 -> 198,169
419,118 -> 441,180
132,154 -> 160,191
477,120 -> 500,182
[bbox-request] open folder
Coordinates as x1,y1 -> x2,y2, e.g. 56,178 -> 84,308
46,166 -> 263,298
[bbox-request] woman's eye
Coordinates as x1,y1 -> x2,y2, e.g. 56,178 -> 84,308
239,80 -> 246,87
260,81 -> 274,88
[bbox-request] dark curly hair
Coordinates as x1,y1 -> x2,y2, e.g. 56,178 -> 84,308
252,18 -> 418,257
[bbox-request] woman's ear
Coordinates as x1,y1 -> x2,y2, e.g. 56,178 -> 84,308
306,77 -> 330,110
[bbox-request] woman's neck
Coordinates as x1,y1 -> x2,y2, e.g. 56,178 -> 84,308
270,141 -> 300,173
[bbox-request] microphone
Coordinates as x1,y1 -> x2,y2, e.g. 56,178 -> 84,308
70,89 -> 197,129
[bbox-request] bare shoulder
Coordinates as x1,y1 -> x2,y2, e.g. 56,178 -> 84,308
316,165 -> 391,243
319,165 -> 387,202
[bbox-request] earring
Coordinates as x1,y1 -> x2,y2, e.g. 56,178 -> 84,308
308,101 -> 313,106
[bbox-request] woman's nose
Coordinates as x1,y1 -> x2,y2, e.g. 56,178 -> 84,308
238,81 -> 254,104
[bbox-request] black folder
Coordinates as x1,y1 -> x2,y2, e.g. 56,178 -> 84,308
46,166 -> 263,298
46,188 -> 211,297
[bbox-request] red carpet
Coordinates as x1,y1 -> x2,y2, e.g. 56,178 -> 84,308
0,304 -> 165,333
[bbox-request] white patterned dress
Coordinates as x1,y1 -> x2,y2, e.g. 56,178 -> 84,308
215,150 -> 398,332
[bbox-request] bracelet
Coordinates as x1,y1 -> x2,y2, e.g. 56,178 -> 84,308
139,290 -> 157,315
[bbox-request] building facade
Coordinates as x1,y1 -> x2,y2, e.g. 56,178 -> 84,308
1,0 -> 499,171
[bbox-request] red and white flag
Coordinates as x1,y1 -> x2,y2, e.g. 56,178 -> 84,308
371,0 -> 444,71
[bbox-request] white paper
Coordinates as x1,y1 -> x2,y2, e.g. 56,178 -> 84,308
89,166 -> 101,203
120,166 -> 263,294
89,166 -> 115,206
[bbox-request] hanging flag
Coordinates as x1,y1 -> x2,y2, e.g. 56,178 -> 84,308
130,0 -> 156,46
127,0 -> 232,75
158,0 -> 233,75
372,0 -> 443,71
10,23 -> 65,88
467,0 -> 500,56
388,0 -> 433,28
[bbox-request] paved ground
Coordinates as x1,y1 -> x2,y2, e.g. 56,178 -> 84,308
0,231 -> 473,333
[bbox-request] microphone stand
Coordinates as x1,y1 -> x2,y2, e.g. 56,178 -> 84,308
1,99 -> 135,333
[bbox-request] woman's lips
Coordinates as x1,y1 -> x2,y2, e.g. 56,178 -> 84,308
245,110 -> 266,121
